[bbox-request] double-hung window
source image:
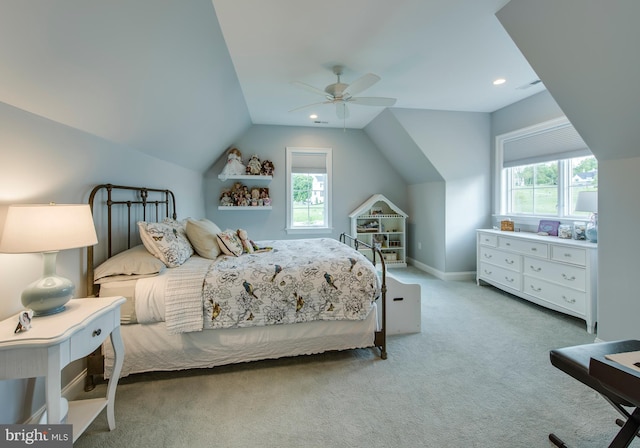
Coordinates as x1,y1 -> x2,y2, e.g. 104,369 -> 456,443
496,117 -> 597,221
286,147 -> 332,234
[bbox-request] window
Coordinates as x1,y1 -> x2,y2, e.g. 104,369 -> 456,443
286,147 -> 332,234
496,117 -> 597,221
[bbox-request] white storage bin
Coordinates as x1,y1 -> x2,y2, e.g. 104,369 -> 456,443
380,274 -> 421,334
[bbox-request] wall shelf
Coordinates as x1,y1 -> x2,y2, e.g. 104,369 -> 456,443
218,206 -> 272,211
218,174 -> 272,181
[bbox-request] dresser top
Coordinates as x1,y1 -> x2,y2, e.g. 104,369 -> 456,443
477,229 -> 597,249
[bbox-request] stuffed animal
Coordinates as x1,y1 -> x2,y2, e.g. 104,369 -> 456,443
236,228 -> 254,253
219,148 -> 245,180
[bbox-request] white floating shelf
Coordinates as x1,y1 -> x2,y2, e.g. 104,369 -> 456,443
218,174 -> 272,181
218,206 -> 272,211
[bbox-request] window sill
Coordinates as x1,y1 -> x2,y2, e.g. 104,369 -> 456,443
285,227 -> 333,235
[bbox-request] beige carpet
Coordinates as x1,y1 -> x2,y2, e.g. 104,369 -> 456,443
75,267 -> 638,447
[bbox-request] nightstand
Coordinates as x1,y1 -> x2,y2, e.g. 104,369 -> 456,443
0,296 -> 126,442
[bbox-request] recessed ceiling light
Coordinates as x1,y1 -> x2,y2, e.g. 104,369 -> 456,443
309,114 -> 318,119
493,78 -> 506,86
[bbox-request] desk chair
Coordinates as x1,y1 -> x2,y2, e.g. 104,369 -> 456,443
549,340 -> 640,448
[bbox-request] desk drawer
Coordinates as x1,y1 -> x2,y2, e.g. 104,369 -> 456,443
479,246 -> 521,272
524,257 -> 586,291
479,262 -> 522,291
478,232 -> 498,247
551,245 -> 587,266
69,311 -> 115,360
498,236 -> 548,258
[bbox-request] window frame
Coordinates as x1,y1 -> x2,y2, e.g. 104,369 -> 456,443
495,117 -> 597,226
285,147 -> 333,235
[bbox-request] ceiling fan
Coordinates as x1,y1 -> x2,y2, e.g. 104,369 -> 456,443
290,65 -> 397,119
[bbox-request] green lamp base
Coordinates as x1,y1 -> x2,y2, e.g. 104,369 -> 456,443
21,252 -> 75,316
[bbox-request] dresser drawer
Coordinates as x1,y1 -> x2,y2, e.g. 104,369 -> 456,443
550,245 -> 587,266
479,246 -> 521,272
524,277 -> 586,315
69,310 -> 116,360
498,236 -> 548,258
524,257 -> 586,291
478,232 -> 498,247
479,262 -> 522,291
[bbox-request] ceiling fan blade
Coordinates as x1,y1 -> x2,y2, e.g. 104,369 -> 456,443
343,73 -> 380,96
336,102 -> 349,119
288,101 -> 331,113
291,81 -> 330,98
349,96 -> 397,107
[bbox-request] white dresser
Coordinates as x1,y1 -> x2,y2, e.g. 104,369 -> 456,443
476,229 -> 597,333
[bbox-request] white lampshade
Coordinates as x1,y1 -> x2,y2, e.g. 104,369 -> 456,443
575,191 -> 598,213
0,203 -> 97,253
0,203 -> 98,316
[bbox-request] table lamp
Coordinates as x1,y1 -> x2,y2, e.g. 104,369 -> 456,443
0,203 -> 98,316
575,191 -> 598,243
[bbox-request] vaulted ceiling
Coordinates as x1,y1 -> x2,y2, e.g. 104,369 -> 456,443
0,0 -> 545,172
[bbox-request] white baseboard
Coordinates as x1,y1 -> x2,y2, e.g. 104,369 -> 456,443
407,257 -> 476,282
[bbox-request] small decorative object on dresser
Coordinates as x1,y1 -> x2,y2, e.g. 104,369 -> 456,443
500,220 -> 514,231
537,220 -> 561,236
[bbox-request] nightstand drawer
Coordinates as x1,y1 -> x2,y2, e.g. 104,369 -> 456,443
69,310 -> 115,360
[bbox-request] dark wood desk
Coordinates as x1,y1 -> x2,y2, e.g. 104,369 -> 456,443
589,355 -> 640,448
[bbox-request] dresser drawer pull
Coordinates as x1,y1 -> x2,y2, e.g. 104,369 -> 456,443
484,269 -> 492,275
562,295 -> 576,304
505,242 -> 511,246
529,265 -> 542,272
505,276 -> 515,283
563,253 -> 572,258
92,329 -> 102,337
505,258 -> 514,264
530,285 -> 542,292
483,253 -> 492,259
530,247 -> 537,252
561,274 -> 576,281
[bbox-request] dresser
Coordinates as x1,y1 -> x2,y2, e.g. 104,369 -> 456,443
0,296 -> 125,442
476,229 -> 597,333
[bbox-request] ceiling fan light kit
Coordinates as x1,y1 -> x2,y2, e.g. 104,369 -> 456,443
290,65 -> 397,121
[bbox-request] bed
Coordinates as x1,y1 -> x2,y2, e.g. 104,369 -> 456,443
85,184 -> 387,386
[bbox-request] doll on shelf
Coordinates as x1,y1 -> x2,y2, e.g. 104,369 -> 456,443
246,155 -> 262,175
219,147 -> 245,180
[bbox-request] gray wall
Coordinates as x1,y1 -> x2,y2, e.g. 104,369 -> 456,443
204,124 -> 408,241
0,101 -> 205,424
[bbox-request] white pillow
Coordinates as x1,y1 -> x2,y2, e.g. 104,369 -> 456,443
94,245 -> 166,282
138,221 -> 194,267
185,218 -> 222,259
216,229 -> 244,257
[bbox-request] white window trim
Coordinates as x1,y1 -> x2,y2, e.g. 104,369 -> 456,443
285,147 -> 333,235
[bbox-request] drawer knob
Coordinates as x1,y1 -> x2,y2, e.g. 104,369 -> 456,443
562,295 -> 576,304
530,265 -> 542,272
92,329 -> 102,337
561,274 -> 576,281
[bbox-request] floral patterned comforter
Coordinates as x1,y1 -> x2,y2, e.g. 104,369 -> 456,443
200,238 -> 379,330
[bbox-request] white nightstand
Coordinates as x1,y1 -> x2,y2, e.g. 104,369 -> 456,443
0,296 -> 126,442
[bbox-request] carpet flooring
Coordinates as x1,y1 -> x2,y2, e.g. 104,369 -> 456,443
75,267 -> 638,447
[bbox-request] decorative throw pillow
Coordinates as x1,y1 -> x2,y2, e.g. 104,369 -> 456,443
138,221 -> 194,267
216,229 -> 244,257
185,218 -> 222,259
94,245 -> 166,282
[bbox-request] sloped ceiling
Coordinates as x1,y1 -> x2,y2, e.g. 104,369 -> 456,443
497,0 -> 640,162
0,0 -> 251,172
